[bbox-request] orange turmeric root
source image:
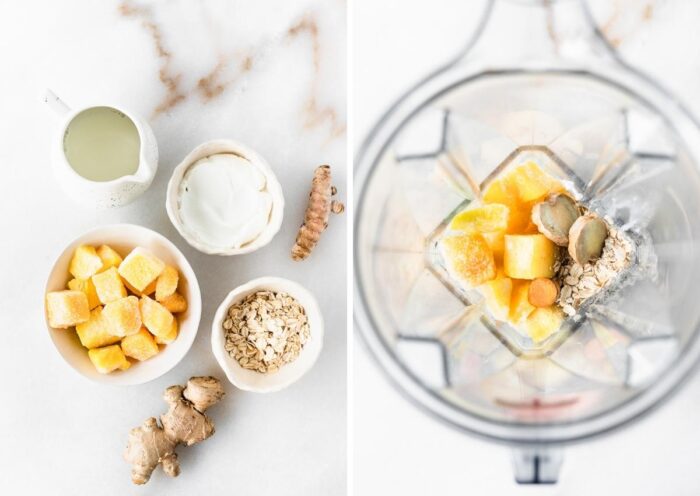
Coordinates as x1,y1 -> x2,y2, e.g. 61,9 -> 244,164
292,165 -> 344,261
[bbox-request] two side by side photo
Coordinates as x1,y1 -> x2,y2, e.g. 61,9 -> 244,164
3,0 -> 700,495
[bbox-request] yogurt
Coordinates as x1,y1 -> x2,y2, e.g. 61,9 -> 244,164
177,153 -> 273,249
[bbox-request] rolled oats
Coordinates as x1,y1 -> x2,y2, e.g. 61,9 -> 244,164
224,290 -> 311,374
555,224 -> 633,312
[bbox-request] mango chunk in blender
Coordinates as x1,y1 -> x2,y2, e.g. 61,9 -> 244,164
441,233 -> 496,287
504,234 -> 557,279
507,161 -> 564,203
483,162 -> 563,233
479,276 -> 512,321
482,180 -> 533,233
449,204 -> 509,233
523,306 -> 564,343
509,280 -> 536,323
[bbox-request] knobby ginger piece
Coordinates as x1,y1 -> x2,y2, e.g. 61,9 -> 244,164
124,377 -> 225,484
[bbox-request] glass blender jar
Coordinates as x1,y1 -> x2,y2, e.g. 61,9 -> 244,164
354,0 -> 700,483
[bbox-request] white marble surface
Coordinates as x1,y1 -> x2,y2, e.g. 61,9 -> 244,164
0,0 -> 346,494
354,0 -> 700,495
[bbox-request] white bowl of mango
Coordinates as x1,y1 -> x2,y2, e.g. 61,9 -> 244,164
44,224 -> 201,385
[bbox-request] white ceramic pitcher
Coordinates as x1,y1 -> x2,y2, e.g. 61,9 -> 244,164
45,89 -> 158,208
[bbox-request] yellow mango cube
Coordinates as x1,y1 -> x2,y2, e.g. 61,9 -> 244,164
509,280 -> 536,323
121,328 -> 160,361
67,277 -> 100,309
449,204 -> 509,233
118,247 -> 165,293
123,278 -> 157,297
441,233 -> 496,287
103,296 -> 142,337
97,244 -> 123,270
46,290 -> 90,329
481,231 -> 505,262
92,267 -> 127,304
155,266 -> 179,302
479,277 -> 512,321
504,234 -> 557,280
88,345 -> 131,374
159,292 -> 187,314
75,306 -> 121,349
508,161 -> 564,203
524,306 -> 564,343
140,296 -> 175,339
482,179 -> 533,234
155,318 -> 178,345
69,245 -> 104,280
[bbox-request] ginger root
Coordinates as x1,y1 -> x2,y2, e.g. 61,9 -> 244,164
291,165 -> 344,261
124,376 -> 225,484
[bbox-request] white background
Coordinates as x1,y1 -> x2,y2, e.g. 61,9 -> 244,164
353,1 -> 700,495
0,0 -> 346,494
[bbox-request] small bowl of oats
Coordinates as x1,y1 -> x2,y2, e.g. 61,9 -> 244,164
211,276 -> 323,392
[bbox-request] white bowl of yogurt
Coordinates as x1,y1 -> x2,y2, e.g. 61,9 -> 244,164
166,139 -> 284,255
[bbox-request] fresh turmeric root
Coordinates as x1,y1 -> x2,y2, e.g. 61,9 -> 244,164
124,376 -> 225,484
292,165 -> 344,261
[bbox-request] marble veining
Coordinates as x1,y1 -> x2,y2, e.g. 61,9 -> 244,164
118,0 -> 344,141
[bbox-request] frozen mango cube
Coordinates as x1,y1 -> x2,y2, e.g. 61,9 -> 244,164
92,267 -> 127,304
524,306 -> 564,343
441,233 -> 496,287
508,161 -> 564,203
69,245 -> 104,279
75,306 -> 121,349
46,290 -> 90,329
97,244 -> 123,270
88,345 -> 131,374
155,318 -> 178,345
482,179 -> 532,234
121,328 -> 160,361
140,296 -> 175,339
118,247 -> 165,293
481,231 -> 505,262
449,204 -> 509,233
159,292 -> 187,314
479,277 -> 512,322
155,266 -> 179,302
509,280 -> 536,323
123,278 -> 156,297
67,277 -> 100,310
504,234 -> 557,280
103,296 -> 141,337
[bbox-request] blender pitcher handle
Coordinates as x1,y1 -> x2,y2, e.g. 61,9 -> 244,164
511,445 -> 564,484
43,89 -> 71,118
